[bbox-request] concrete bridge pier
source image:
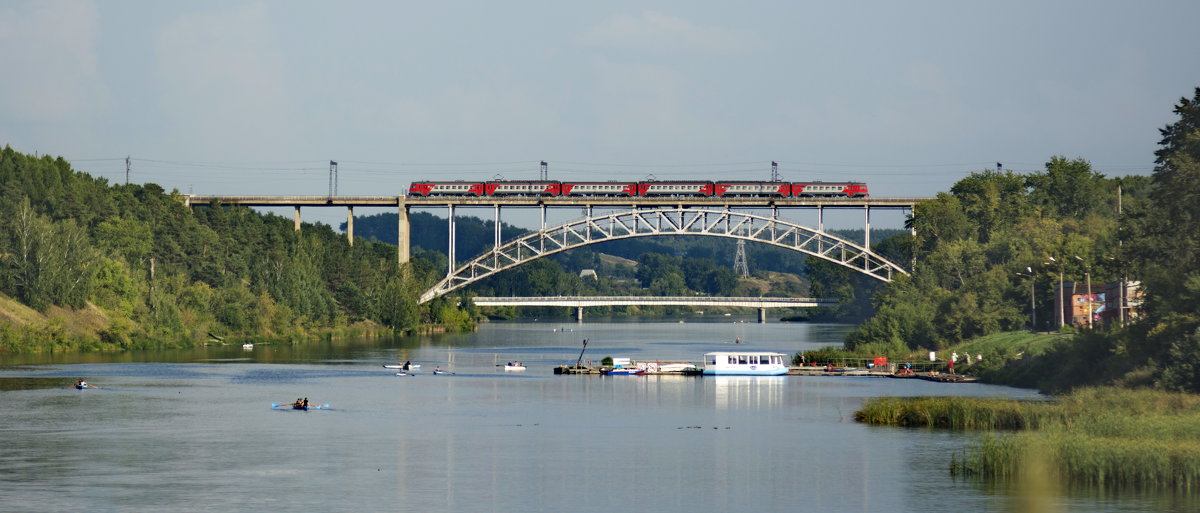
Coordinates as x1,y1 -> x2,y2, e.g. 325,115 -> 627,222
397,201 -> 410,264
294,206 -> 301,232
864,205 -> 871,248
576,306 -> 584,323
759,308 -> 767,324
346,206 -> 354,246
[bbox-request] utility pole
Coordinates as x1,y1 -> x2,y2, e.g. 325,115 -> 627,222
770,161 -> 779,182
125,156 -> 131,185
1117,184 -> 1125,326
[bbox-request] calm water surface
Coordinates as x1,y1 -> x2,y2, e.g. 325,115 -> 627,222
0,320 -> 1193,512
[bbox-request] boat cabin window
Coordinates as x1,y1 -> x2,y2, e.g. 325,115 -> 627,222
705,355 -> 717,365
738,355 -> 748,365
727,355 -> 737,364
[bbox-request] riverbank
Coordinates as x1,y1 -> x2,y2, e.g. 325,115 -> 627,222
855,387 -> 1200,490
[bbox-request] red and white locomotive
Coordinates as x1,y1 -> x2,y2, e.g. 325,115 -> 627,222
408,180 -> 868,198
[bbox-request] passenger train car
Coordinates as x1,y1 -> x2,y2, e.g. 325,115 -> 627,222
408,180 -> 868,198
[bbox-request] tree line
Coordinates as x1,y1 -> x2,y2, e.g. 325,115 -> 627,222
841,87 -> 1200,393
0,147 -> 470,352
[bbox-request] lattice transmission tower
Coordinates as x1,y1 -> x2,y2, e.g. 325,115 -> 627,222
733,239 -> 750,278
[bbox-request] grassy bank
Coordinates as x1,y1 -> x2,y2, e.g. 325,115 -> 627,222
856,388 -> 1200,489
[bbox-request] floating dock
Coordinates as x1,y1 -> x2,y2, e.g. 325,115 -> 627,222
554,363 -> 976,382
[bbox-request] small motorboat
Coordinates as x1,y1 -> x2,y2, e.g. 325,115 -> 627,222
604,368 -> 644,376
504,362 -> 526,371
242,343 -> 254,350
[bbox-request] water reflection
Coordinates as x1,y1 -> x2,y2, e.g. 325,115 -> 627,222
710,376 -> 786,410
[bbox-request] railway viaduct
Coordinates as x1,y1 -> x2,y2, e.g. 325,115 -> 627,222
185,194 -> 932,305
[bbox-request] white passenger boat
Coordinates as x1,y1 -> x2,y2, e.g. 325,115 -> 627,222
702,352 -> 788,376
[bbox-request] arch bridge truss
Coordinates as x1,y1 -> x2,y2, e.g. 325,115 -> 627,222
419,208 -> 908,303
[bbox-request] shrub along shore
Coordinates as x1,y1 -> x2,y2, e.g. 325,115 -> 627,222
855,388 -> 1200,490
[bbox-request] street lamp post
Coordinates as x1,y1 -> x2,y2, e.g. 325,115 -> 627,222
1016,267 -> 1036,331
1046,257 -> 1065,329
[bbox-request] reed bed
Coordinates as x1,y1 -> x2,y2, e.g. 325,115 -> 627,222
858,387 -> 1200,490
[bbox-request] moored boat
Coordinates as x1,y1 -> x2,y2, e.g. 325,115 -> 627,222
702,352 -> 788,376
504,362 -> 526,371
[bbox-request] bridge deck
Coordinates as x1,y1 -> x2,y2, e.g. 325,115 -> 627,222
471,296 -> 837,308
185,195 -> 930,208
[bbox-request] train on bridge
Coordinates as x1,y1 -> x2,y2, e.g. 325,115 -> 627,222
408,180 -> 868,198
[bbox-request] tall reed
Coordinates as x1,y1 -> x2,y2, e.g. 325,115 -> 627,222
858,387 -> 1200,489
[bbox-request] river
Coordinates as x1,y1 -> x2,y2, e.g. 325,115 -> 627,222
0,319 -> 1193,512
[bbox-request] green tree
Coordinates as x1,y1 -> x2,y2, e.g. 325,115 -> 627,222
1027,156 -> 1109,219
1122,87 -> 1200,390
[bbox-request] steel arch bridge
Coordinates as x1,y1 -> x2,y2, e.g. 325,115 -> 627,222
418,207 -> 908,303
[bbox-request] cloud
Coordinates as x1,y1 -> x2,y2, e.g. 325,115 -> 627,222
152,2 -> 292,157
577,11 -> 764,54
0,0 -> 104,121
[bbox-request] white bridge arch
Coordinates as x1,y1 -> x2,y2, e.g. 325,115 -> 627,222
419,208 -> 908,303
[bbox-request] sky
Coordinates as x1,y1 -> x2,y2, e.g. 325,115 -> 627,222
2,0 -> 1199,230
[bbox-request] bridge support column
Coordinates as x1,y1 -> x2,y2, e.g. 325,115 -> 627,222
347,206 -> 354,246
494,205 -> 501,250
576,306 -> 584,323
447,205 -> 456,276
294,206 -> 301,232
759,308 -> 767,324
397,202 -> 410,264
864,205 -> 871,249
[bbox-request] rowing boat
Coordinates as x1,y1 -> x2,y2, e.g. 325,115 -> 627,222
271,402 -> 330,410
383,364 -> 420,370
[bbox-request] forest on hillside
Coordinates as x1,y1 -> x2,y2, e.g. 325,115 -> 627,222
0,146 -> 469,352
